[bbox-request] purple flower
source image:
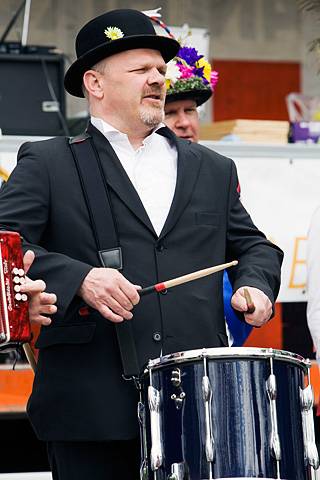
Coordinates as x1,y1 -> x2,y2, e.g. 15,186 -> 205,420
193,66 -> 209,85
177,46 -> 202,66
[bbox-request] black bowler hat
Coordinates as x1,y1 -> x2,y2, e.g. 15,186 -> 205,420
64,9 -> 180,98
165,89 -> 212,107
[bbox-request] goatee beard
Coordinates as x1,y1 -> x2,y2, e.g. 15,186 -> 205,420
139,106 -> 164,128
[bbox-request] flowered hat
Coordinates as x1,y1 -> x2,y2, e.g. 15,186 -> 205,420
64,9 -> 180,98
165,45 -> 219,106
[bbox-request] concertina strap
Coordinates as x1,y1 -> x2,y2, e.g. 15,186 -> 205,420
69,133 -> 140,378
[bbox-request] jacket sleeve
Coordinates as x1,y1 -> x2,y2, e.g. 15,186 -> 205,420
0,141 -> 93,320
225,160 -> 283,305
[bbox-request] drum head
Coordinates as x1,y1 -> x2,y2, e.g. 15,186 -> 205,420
145,346 -> 309,372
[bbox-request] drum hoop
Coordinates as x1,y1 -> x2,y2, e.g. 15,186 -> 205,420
145,347 -> 310,373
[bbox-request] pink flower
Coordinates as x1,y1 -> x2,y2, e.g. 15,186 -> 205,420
210,70 -> 219,88
178,64 -> 194,79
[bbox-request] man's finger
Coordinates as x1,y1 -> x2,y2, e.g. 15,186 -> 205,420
105,296 -> 133,320
39,292 -> 57,305
119,279 -> 141,306
20,279 -> 46,294
36,304 -> 57,315
244,311 -> 269,327
23,250 -> 35,275
99,304 -> 124,323
30,315 -> 52,326
113,288 -> 135,311
231,291 -> 247,312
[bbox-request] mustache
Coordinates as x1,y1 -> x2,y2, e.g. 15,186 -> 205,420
142,88 -> 165,100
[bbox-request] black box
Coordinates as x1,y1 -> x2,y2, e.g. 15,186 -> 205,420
0,53 -> 66,136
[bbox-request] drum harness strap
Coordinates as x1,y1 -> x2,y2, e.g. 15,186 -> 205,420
69,132 -> 141,385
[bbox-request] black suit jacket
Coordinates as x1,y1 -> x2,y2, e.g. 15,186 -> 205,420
0,124 -> 283,441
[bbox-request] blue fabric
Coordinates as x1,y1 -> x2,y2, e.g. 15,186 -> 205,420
223,271 -> 253,346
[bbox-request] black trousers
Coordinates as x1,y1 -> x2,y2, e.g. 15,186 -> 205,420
47,438 -> 140,480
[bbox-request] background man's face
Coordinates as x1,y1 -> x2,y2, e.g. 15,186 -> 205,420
164,98 -> 200,142
100,48 -> 167,130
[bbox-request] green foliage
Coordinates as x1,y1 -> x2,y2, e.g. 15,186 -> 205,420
167,77 -> 210,95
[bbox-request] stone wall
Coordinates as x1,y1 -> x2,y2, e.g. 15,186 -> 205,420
1,0 -> 319,116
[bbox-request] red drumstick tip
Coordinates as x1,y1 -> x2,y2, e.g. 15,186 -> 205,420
154,282 -> 166,292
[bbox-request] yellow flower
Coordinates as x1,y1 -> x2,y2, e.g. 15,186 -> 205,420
313,110 -> 320,121
196,57 -> 211,83
104,26 -> 124,41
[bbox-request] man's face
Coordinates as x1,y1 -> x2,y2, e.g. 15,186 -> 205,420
99,49 -> 167,130
164,99 -> 200,142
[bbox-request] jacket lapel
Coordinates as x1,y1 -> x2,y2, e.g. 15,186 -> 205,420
156,127 -> 203,240
87,123 -> 157,236
86,123 -> 203,240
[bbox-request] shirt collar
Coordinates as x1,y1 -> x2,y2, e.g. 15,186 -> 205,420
90,116 -> 166,148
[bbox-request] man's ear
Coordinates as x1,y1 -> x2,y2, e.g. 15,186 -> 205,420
83,70 -> 104,99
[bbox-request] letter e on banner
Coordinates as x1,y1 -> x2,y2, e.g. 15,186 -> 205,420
289,237 -> 307,289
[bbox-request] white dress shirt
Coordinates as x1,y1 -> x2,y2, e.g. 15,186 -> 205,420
91,116 -> 177,236
307,205 -> 320,364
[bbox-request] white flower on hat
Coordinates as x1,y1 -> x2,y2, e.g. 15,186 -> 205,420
165,60 -> 180,88
104,26 -> 124,41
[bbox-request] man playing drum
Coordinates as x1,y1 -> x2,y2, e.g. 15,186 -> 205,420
0,8 -> 283,480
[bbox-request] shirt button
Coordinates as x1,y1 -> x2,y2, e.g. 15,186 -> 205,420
160,289 -> 168,295
153,332 -> 162,342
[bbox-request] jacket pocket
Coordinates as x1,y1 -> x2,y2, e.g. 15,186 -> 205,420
35,322 -> 96,349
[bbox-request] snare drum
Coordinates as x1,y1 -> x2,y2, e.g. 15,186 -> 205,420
138,347 -> 319,480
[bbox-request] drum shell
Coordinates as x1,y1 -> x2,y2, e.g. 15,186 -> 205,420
141,351 -> 309,480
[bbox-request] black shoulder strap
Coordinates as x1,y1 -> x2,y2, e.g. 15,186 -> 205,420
69,133 -> 139,377
69,133 -> 122,269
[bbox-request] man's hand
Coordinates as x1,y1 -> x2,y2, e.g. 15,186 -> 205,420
78,268 -> 141,323
231,286 -> 272,327
20,250 -> 57,326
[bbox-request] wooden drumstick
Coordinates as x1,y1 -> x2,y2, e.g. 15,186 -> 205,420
243,288 -> 256,314
139,260 -> 238,296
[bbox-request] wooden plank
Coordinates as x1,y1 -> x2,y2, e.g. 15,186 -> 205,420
200,119 -> 289,143
0,367 -> 33,413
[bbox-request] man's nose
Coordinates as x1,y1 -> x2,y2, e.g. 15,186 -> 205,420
175,112 -> 190,128
148,67 -> 165,85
